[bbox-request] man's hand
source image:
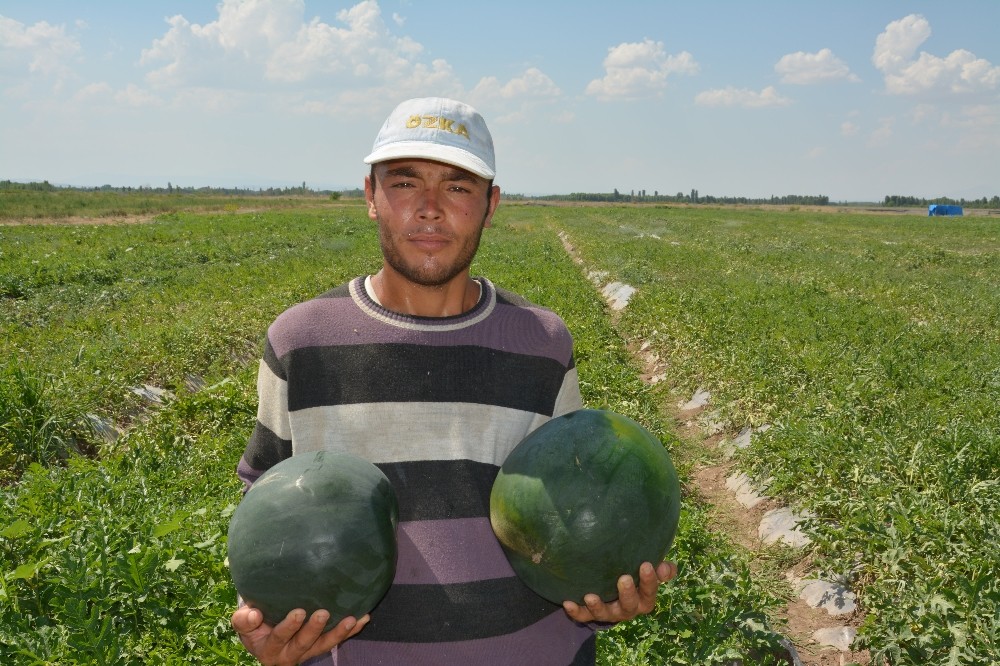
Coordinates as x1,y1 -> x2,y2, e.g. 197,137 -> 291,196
231,606 -> 369,666
562,560 -> 677,624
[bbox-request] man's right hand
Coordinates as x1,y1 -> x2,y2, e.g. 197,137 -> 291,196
231,605 -> 369,666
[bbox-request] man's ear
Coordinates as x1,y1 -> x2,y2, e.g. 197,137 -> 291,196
364,175 -> 378,220
483,184 -> 501,228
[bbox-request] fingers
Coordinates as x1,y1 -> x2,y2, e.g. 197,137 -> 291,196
561,595 -> 603,624
347,614 -> 371,639
236,608 -> 358,665
231,606 -> 264,635
268,608 -> 311,647
302,611 -> 370,659
561,560 -> 679,624
309,614 -> 370,655
657,560 -> 678,583
616,572 -> 640,617
270,609 -> 364,659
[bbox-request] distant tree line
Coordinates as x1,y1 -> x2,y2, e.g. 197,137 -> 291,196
0,180 -> 334,197
1,180 -> 58,191
4,180 -> 997,209
534,189 -> 831,206
883,194 -> 1000,209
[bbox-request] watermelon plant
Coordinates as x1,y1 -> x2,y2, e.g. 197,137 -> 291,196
552,203 -> 1000,664
0,197 -> 820,664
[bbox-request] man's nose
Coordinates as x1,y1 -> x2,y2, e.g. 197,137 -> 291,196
416,186 -> 443,218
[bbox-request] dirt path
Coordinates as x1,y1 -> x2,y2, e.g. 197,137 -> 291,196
559,231 -> 870,666
661,383 -> 870,666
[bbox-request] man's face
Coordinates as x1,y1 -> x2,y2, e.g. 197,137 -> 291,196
366,159 -> 500,288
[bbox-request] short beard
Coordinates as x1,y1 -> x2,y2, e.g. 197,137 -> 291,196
377,212 -> 487,287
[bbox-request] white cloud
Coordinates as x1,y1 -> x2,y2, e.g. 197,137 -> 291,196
138,0 -> 459,106
470,68 -> 562,128
872,14 -> 928,73
775,48 -> 859,84
950,105 -> 1000,150
114,83 -> 162,108
585,38 -> 698,101
69,80 -> 162,110
0,15 -> 80,81
942,104 -> 1000,130
266,1 -> 424,83
873,14 -> 1000,94
694,85 -> 792,109
472,68 -> 561,101
868,117 -> 894,147
840,121 -> 860,137
73,81 -> 113,102
908,103 -> 937,125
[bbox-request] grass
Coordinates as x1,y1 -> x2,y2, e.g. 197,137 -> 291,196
5,195 -> 994,663
0,188 -> 340,221
540,203 -> 1000,664
1,199 -> 789,664
1,207 -> 379,427
0,365 -> 95,484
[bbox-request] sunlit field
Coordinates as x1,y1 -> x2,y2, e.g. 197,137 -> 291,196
1,194 -> 997,664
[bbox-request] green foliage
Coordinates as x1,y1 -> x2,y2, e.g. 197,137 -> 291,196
1,203 -> 789,663
475,216 -> 788,662
0,375 -> 258,664
549,204 -> 1000,664
0,188 -> 350,221
0,364 -> 93,483
0,207 -> 377,426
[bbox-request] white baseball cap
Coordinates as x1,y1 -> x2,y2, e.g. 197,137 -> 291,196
364,97 -> 496,179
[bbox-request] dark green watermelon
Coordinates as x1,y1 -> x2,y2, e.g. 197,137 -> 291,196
490,409 -> 680,604
227,450 -> 398,630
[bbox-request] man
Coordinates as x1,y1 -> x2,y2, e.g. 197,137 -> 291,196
231,97 -> 676,665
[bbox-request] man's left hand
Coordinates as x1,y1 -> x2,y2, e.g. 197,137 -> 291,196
562,560 -> 678,624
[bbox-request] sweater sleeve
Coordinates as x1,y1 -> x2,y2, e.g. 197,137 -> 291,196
552,364 -> 584,418
236,349 -> 293,491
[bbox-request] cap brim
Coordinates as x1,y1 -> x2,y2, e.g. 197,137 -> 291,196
364,141 -> 495,180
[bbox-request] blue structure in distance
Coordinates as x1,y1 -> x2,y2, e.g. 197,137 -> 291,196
928,204 -> 964,216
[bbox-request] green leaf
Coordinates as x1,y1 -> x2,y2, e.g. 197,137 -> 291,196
0,520 -> 32,539
11,558 -> 46,580
930,593 -> 956,613
164,558 -> 185,572
193,533 -> 218,549
152,512 -> 188,538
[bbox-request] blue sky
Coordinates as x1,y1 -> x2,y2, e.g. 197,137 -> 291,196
1,1 -> 998,201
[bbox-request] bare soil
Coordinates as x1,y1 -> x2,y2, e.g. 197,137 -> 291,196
0,214 -> 158,226
670,397 -> 871,666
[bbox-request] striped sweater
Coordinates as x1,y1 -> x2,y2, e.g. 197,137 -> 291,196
236,275 -> 593,665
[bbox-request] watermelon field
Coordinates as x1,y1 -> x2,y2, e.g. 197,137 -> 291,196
1,193 -> 997,664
